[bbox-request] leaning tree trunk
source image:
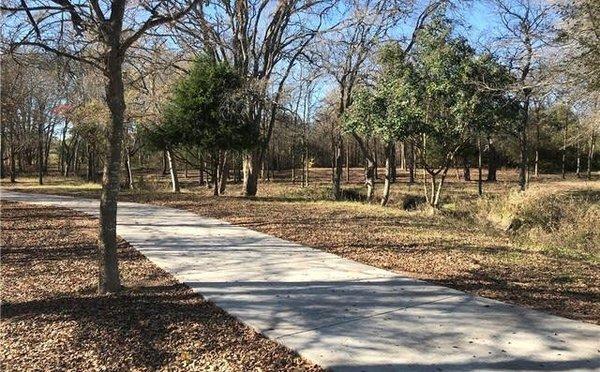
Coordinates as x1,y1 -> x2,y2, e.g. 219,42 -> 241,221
166,149 -> 180,193
381,142 -> 394,206
98,55 -> 125,294
125,147 -> 134,189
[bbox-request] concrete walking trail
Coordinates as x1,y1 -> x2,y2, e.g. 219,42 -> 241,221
2,190 -> 600,371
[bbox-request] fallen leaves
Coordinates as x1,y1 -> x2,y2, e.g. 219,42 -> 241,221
0,201 -> 322,371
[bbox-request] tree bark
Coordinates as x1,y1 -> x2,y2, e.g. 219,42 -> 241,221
167,149 -> 180,193
242,148 -> 261,196
408,141 -> 415,184
487,136 -> 498,182
518,93 -> 531,191
98,52 -> 125,294
125,147 -> 134,189
462,158 -> 471,181
332,136 -> 343,200
381,142 -> 393,206
389,142 -> 396,183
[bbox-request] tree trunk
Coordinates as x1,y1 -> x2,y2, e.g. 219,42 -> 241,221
381,142 -> 393,206
365,156 -> 375,202
218,151 -> 229,195
346,141 -> 350,183
518,95 -> 530,191
487,137 -> 498,182
38,120 -> 43,185
98,55 -> 125,294
408,142 -> 415,184
242,148 -> 261,196
167,149 -> 180,193
432,167 -> 450,208
332,136 -> 343,200
463,158 -> 471,181
162,150 -> 168,176
477,136 -> 483,196
534,118 -> 540,178
562,118 -> 567,179
9,127 -> 16,183
576,141 -> 581,178
125,147 -> 134,189
291,148 -> 296,183
588,131 -> 596,180
389,142 -> 396,183
400,141 -> 406,170
0,123 -> 5,179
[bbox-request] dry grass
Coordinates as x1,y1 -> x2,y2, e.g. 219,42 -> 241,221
2,168 -> 599,324
0,201 -> 321,371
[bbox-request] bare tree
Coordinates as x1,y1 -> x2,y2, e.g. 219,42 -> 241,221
490,0 -> 555,191
3,0 -> 199,293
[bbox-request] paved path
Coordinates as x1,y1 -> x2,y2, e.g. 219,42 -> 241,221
2,191 -> 599,371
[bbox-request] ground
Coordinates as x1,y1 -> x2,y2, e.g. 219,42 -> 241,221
1,167 -> 599,325
0,201 -> 321,371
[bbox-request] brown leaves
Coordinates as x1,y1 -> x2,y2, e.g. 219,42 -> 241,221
0,201 -> 321,371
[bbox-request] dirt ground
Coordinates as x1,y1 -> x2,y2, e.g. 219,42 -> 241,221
0,201 -> 322,371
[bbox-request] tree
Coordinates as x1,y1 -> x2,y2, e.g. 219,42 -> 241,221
409,19 -> 479,208
145,57 -> 255,195
3,0 -> 199,293
490,0 -> 556,191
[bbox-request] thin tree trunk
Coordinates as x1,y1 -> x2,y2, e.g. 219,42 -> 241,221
588,131 -> 596,180
167,149 -> 180,193
381,142 -> 393,206
162,150 -> 168,176
125,147 -> 134,189
576,141 -> 581,178
218,150 -> 229,195
98,55 -> 125,294
389,142 -> 396,183
332,136 -> 343,200
477,135 -> 483,196
365,156 -> 375,202
408,142 -> 415,184
562,117 -> 567,179
346,141 -> 350,183
518,95 -> 530,191
38,120 -> 43,185
534,118 -> 540,178
9,126 -> 16,183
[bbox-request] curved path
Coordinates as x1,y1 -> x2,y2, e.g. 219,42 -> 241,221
2,190 -> 599,371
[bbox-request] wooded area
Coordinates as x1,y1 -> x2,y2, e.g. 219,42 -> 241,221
1,0 -> 599,297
